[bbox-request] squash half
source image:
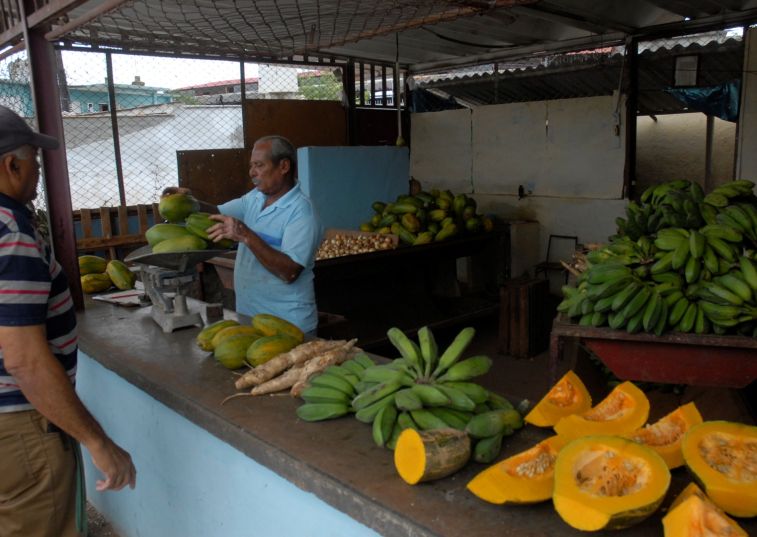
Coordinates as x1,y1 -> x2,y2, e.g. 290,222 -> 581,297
626,402 -> 703,469
663,483 -> 747,537
467,435 -> 567,505
554,381 -> 650,441
553,435 -> 670,531
681,420 -> 757,518
525,370 -> 592,427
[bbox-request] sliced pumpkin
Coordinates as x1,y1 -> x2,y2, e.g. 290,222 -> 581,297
467,435 -> 567,505
626,402 -> 703,469
553,435 -> 671,531
524,370 -> 592,427
681,421 -> 757,518
663,483 -> 747,537
554,381 -> 650,442
394,428 -> 471,485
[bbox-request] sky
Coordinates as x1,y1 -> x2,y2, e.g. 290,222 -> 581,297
61,49 -> 260,90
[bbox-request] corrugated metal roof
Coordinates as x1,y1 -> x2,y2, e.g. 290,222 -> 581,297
24,0 -> 757,74
414,34 -> 744,114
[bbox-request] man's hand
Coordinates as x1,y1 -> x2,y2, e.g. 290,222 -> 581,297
208,214 -> 249,244
87,437 -> 137,491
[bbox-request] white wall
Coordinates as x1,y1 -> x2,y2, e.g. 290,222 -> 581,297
410,95 -> 627,278
637,113 -> 736,192
737,26 -> 757,180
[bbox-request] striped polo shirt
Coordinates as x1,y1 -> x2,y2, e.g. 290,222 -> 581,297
0,193 -> 77,413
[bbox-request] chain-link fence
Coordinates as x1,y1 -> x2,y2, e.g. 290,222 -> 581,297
0,48 -> 350,211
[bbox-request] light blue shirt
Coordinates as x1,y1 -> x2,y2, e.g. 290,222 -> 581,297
219,184 -> 323,332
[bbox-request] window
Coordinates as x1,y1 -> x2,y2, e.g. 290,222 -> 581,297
99,103 -> 109,112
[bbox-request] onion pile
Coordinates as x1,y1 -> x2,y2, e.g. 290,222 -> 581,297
316,233 -> 396,260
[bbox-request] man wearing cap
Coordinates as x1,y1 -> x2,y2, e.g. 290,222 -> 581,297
0,105 -> 136,536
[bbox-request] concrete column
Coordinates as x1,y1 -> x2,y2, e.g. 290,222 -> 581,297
736,27 -> 757,180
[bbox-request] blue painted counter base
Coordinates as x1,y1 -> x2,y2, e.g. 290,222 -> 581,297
77,353 -> 379,537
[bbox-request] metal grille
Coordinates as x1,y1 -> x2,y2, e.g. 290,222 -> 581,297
1,47 -> 348,210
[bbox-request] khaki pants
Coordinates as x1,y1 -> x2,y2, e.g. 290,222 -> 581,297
0,410 -> 79,537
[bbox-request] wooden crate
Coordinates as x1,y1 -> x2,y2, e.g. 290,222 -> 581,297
498,277 -> 551,359
75,204 -> 161,260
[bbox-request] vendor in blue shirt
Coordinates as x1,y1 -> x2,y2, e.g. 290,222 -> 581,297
205,136 -> 323,334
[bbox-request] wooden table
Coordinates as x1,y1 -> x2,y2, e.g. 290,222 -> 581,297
549,316 -> 757,388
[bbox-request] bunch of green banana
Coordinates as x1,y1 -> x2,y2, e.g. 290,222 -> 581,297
585,235 -> 655,266
344,326 -> 524,456
695,256 -> 757,336
702,180 -> 756,208
619,180 -> 704,239
296,354 -> 374,422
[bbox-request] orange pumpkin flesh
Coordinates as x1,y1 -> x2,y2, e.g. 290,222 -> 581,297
554,381 -> 649,442
663,483 -> 747,537
627,402 -> 703,469
524,370 -> 592,427
467,435 -> 567,505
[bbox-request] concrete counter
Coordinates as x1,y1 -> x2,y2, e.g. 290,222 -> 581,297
75,300 -> 738,537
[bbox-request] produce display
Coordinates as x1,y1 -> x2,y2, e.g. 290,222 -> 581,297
145,193 -> 236,252
315,232 -> 396,260
558,179 -> 757,336
296,326 -> 527,466
78,255 -> 136,294
662,483 -> 748,536
466,370 -> 757,533
359,189 -> 495,245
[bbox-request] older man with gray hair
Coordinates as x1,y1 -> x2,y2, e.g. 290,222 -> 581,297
0,105 -> 136,537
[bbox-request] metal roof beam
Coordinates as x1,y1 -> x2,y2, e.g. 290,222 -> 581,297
523,2 -> 638,34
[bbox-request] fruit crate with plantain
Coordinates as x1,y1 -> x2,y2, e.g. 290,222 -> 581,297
553,179 -> 757,387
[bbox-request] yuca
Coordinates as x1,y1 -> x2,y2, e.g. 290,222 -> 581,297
234,339 -> 347,390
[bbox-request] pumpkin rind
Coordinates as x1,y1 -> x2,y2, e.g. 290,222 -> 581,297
394,428 -> 471,485
626,402 -> 703,469
553,435 -> 670,531
467,435 -> 567,504
681,421 -> 757,518
524,370 -> 591,427
663,485 -> 747,537
554,381 -> 650,441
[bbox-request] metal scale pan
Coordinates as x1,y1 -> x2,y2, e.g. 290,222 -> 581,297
125,245 -> 234,333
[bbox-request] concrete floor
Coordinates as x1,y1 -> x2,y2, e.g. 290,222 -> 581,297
84,314 -> 754,537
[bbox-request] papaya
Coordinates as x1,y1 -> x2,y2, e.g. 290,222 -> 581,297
210,325 -> 261,351
359,222 -> 374,232
465,217 -> 482,233
453,194 -> 467,215
105,259 -> 136,290
152,234 -> 207,253
78,255 -> 107,275
414,232 -> 434,246
185,212 -> 234,249
553,435 -> 670,531
428,209 -> 447,222
196,319 -> 240,351
214,334 -> 259,370
435,223 -> 458,242
251,313 -> 305,343
145,223 -> 192,247
81,273 -> 112,294
245,334 -> 300,367
401,213 -> 421,233
158,193 -> 200,223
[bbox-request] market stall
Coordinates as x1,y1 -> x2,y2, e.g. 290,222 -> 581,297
75,298 -> 757,537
